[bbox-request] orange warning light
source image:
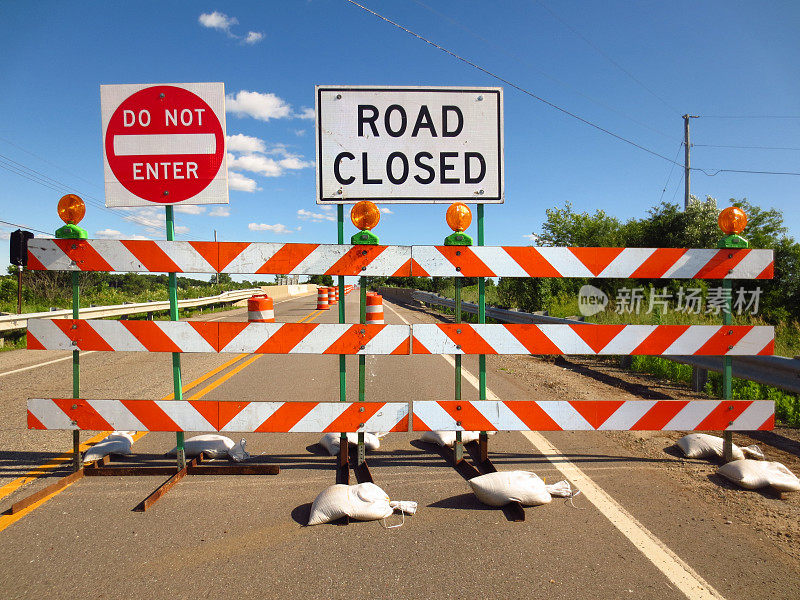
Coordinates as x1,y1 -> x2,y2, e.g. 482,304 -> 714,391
718,206 -> 747,235
446,202 -> 472,232
57,194 -> 86,225
351,201 -> 381,230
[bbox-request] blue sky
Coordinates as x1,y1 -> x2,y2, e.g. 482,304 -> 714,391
2,1 -> 799,272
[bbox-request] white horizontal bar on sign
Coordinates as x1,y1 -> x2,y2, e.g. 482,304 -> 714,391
113,133 -> 217,156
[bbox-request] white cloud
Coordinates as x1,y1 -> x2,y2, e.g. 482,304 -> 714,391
209,207 -> 231,217
199,11 -> 238,35
174,205 -> 206,215
174,225 -> 190,235
229,153 -> 283,177
121,207 -> 163,233
226,91 -> 292,121
226,133 -> 266,154
379,207 -> 393,215
228,170 -> 259,192
248,222 -> 295,235
523,234 -> 540,244
96,228 -> 122,238
244,31 -> 264,44
130,234 -> 151,240
294,129 -> 307,137
0,230 -> 12,240
279,156 -> 314,170
297,209 -> 335,223
296,107 -> 315,120
319,205 -> 335,212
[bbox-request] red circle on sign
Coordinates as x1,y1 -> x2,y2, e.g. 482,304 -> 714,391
105,85 -> 224,204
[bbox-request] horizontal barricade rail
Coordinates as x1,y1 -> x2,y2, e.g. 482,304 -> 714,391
27,320 -> 412,355
27,320 -> 773,356
27,400 -> 410,433
411,400 -> 774,432
27,239 -> 773,279
27,399 -> 772,432
410,324 -> 774,356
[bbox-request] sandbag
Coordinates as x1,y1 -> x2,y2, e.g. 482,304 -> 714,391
307,482 -> 395,526
717,459 -> 800,492
420,431 -> 480,447
167,434 -> 249,461
469,471 -> 552,507
318,432 -> 381,456
675,433 -> 763,461
103,431 -> 135,445
82,431 -> 135,464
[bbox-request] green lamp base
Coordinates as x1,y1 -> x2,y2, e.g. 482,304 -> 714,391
351,230 -> 380,245
718,234 -> 749,249
444,231 -> 473,246
55,224 -> 88,239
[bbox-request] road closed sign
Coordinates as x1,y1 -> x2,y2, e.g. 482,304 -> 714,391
101,82 -> 228,207
316,86 -> 503,204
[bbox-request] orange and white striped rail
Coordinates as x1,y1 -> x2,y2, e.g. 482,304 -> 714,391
410,246 -> 774,279
412,400 -> 774,431
366,294 -> 384,325
27,320 -> 412,355
27,239 -> 414,276
26,240 -> 774,279
27,399 -> 409,433
410,324 -> 774,356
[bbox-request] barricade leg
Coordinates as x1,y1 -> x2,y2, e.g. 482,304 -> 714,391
71,271 -> 80,472
165,206 -> 185,469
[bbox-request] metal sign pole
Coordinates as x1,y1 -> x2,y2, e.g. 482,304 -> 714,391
165,206 -> 185,469
71,271 -> 81,471
358,282 -> 367,464
477,205 -> 489,461
337,206 -> 348,469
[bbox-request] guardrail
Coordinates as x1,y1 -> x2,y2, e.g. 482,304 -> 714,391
0,288 -> 263,334
386,288 -> 800,395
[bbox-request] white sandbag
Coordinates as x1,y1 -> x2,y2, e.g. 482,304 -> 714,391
675,433 -> 763,461
545,480 -> 574,498
420,431 -> 480,447
167,434 -> 247,460
83,439 -> 132,464
307,482 -> 395,526
469,471 -> 552,507
103,431 -> 135,445
318,432 -> 381,456
308,484 -> 350,526
717,459 -> 800,492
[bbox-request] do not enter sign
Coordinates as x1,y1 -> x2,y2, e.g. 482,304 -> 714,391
101,83 -> 228,207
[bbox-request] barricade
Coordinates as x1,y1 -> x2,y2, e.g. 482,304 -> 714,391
247,295 -> 275,323
366,294 -> 384,325
22,238 -> 776,518
316,287 -> 330,310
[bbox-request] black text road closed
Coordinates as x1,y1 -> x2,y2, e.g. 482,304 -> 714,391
316,87 -> 503,204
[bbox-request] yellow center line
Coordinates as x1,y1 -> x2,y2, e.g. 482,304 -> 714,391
0,299 -> 325,529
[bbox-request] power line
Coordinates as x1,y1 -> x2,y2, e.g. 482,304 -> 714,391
695,167 -> 800,177
693,143 -> 800,151
0,219 -> 52,236
409,0 -> 678,141
658,143 -> 684,203
532,0 -> 681,116
698,115 -> 800,119
0,152 -> 174,235
345,0 -> 683,166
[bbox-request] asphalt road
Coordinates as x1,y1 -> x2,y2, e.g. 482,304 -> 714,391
0,293 -> 797,600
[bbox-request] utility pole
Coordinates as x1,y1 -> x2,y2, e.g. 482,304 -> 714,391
683,114 -> 699,209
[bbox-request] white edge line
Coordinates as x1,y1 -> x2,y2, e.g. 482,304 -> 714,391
383,299 -> 725,600
0,351 -> 98,379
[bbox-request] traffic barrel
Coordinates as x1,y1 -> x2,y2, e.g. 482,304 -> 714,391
316,287 -> 330,310
366,294 -> 384,325
248,295 -> 275,323
329,286 -> 338,306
